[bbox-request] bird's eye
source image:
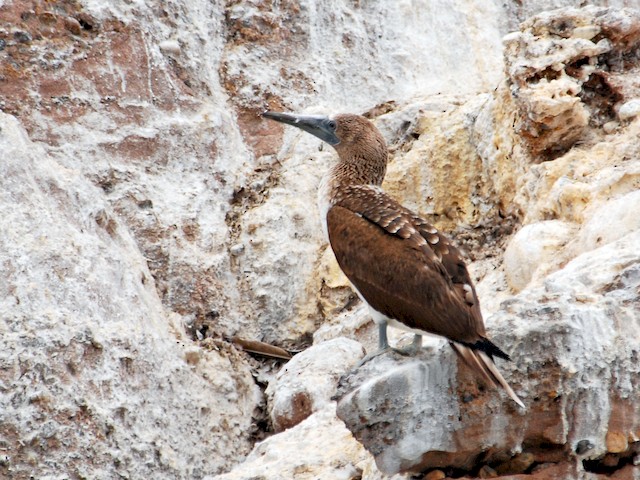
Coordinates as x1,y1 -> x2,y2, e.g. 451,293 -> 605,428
327,120 -> 337,130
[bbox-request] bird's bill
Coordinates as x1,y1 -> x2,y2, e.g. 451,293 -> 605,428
262,111 -> 340,145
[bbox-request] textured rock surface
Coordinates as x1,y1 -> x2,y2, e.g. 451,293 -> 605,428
503,220 -> 577,290
213,404 -> 411,480
2,0 -> 640,479
503,6 -> 640,157
331,5 -> 640,478
266,338 -> 364,432
0,113 -> 260,478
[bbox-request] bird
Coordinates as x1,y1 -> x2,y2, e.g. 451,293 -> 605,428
262,111 -> 525,408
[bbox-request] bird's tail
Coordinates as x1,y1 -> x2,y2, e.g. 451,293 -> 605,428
450,342 -> 525,409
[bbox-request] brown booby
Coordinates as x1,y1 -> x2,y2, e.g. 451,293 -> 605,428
263,111 -> 524,408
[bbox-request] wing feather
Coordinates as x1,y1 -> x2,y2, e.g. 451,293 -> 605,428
328,186 -> 483,344
327,185 -> 522,407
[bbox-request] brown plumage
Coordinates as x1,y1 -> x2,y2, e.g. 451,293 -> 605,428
262,111 -> 524,408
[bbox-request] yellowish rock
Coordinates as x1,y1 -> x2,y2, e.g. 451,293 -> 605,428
606,431 -> 628,453
423,470 -> 446,480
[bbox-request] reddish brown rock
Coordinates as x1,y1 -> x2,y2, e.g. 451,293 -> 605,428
499,462 -> 576,479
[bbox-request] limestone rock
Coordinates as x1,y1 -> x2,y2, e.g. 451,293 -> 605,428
221,0 -> 505,113
0,113 -> 260,478
335,350 -> 463,475
618,99 -> 640,121
2,1 -> 640,479
212,404 -> 411,480
511,117 -> 640,226
0,0 -> 256,342
503,220 -> 577,291
383,95 -> 498,231
577,189 -> 640,254
266,338 -> 364,432
503,6 -> 640,157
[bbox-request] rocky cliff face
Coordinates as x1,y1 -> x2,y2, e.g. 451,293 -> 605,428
1,1 -> 639,479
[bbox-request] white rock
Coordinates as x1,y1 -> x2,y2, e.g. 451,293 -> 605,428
3,1 -> 640,478
229,243 -> 245,256
336,230 -> 640,476
213,405 -> 411,480
503,220 -> 577,291
577,189 -> 640,254
603,120 -> 619,133
0,113 -> 260,478
618,99 -> 640,121
159,39 -> 181,55
572,25 -> 600,40
266,338 -> 364,432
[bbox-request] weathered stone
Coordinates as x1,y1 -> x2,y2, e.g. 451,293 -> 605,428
503,6 -> 640,156
0,113 -> 260,478
266,338 -> 364,432
618,99 -> 640,120
577,190 -> 640,254
423,470 -> 446,480
213,405 -> 401,480
158,39 -> 181,55
63,16 -> 82,35
503,220 -> 577,291
494,452 -> 535,475
478,465 -> 498,478
383,95 -> 500,232
606,431 -> 629,454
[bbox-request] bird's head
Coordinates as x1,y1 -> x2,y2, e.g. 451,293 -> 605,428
262,111 -> 387,161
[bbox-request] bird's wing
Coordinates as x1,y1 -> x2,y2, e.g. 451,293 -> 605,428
327,185 -> 491,346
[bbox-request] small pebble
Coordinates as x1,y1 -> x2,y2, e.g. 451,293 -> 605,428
230,243 -> 245,256
603,121 -> 618,134
20,10 -> 35,21
184,348 -> 201,365
13,31 -> 32,43
606,431 -> 627,453
64,16 -> 82,35
38,12 -> 58,25
618,99 -> 640,121
137,199 -> 153,209
572,25 -> 600,40
575,439 -> 594,455
159,40 -> 181,55
0,39 -> 6,51
479,465 -> 497,478
423,470 -> 445,480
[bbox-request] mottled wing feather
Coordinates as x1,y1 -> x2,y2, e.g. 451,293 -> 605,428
327,185 -> 485,344
412,217 -> 485,332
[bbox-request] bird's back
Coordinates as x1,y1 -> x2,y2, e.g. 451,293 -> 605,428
326,184 -> 491,347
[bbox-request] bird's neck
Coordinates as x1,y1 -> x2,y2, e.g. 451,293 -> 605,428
317,152 -> 387,236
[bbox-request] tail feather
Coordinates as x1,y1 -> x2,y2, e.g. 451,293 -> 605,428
450,342 -> 525,409
462,338 -> 510,362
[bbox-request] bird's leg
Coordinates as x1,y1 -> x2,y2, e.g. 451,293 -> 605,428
391,334 -> 422,356
354,322 -> 391,368
377,321 -> 390,350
